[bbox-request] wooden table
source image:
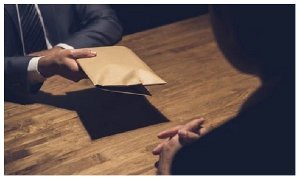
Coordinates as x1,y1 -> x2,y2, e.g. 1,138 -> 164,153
4,14 -> 261,175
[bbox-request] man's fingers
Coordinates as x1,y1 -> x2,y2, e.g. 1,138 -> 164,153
183,118 -> 205,132
178,130 -> 200,144
152,142 -> 164,155
69,49 -> 97,59
157,125 -> 183,139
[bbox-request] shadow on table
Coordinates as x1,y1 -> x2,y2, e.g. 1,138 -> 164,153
6,88 -> 169,140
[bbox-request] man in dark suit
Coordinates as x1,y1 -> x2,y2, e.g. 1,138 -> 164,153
4,4 -> 123,99
153,5 -> 295,175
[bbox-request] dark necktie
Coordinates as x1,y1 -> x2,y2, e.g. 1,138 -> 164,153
18,4 -> 47,54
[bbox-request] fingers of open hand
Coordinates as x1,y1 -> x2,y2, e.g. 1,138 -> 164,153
57,48 -> 95,80
38,48 -> 91,81
67,49 -> 97,59
157,125 -> 183,139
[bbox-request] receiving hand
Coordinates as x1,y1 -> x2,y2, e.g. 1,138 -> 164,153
152,118 -> 208,175
37,48 -> 96,82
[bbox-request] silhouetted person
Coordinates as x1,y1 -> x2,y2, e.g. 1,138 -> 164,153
153,5 -> 295,175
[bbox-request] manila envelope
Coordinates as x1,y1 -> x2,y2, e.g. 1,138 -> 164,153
77,46 -> 166,95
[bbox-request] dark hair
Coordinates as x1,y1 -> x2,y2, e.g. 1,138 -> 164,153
210,5 -> 294,79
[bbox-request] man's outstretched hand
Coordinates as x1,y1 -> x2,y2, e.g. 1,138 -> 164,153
37,48 -> 96,82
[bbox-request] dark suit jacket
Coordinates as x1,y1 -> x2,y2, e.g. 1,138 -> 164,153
171,73 -> 295,175
4,4 -> 123,99
170,5 -> 295,175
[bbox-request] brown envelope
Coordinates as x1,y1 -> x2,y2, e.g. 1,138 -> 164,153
77,46 -> 166,94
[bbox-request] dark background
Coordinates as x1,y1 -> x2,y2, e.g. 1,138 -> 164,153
111,5 -> 208,35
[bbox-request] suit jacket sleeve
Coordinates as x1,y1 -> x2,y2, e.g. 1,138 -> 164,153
4,56 -> 43,100
62,5 -> 123,48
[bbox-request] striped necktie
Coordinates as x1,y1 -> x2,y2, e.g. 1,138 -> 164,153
18,4 -> 47,54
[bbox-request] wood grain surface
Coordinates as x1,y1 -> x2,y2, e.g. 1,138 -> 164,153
4,14 -> 261,175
